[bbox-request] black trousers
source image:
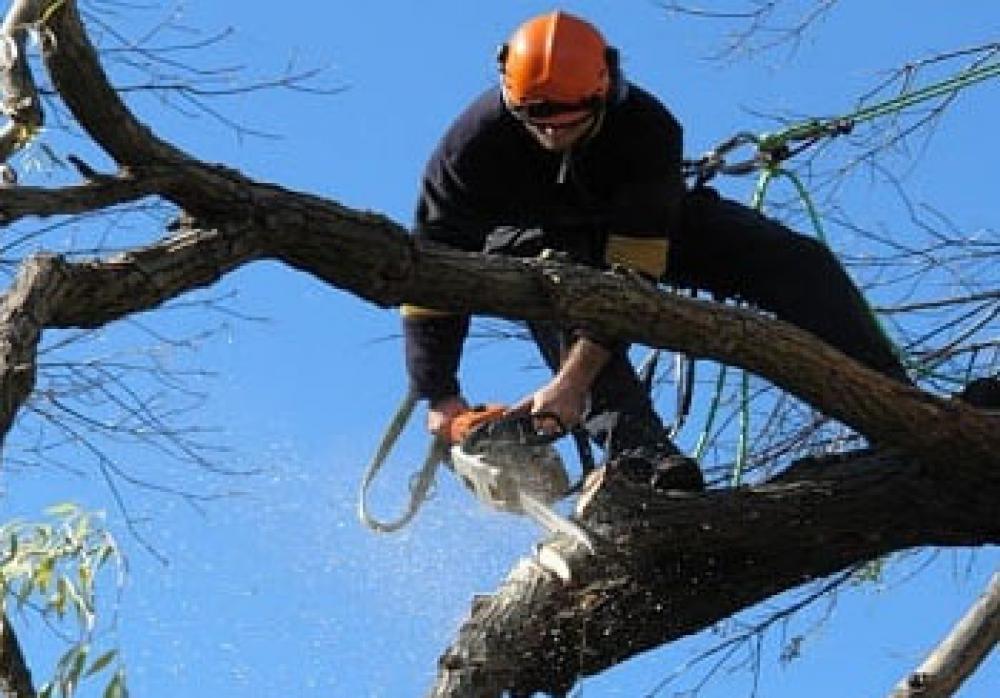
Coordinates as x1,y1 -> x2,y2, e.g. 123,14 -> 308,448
529,187 -> 907,463
668,187 -> 907,381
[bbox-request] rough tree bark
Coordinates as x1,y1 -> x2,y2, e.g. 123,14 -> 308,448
428,448 -> 999,696
0,0 -> 44,165
0,3 -> 996,697
0,616 -> 33,698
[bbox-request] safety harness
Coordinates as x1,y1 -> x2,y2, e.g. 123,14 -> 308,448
668,55 -> 1000,485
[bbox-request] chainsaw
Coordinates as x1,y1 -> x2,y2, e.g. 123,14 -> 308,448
358,390 -> 594,552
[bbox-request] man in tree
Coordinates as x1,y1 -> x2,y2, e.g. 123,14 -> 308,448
402,10 -> 909,490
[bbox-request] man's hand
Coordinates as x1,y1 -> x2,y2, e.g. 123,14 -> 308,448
509,374 -> 589,435
427,395 -> 470,439
510,336 -> 611,434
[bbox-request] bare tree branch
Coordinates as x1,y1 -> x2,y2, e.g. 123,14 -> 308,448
890,572 -> 1000,698
0,175 -> 165,222
658,0 -> 841,59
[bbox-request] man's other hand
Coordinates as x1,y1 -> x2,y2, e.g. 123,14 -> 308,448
427,395 -> 470,439
510,374 -> 588,435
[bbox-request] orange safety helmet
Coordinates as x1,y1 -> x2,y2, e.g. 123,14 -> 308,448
497,11 -> 613,115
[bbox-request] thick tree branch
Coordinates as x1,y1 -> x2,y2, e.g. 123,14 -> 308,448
0,216 -> 995,693
0,0 -> 45,164
428,449 -> 999,696
0,175 -> 165,222
1,213 -> 998,460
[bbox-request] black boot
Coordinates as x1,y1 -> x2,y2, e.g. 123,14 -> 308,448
615,448 -> 705,492
954,376 -> 1000,411
651,454 -> 706,492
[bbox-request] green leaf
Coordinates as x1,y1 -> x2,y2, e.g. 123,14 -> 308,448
34,524 -> 52,546
15,578 -> 34,608
60,574 -> 94,629
54,576 -> 73,617
96,543 -> 116,568
85,649 -> 117,678
45,503 -> 80,519
55,644 -> 83,673
72,515 -> 90,546
3,507 -> 126,696
49,584 -> 67,619
65,643 -> 90,695
103,670 -> 126,698
34,555 -> 55,593
78,563 -> 92,595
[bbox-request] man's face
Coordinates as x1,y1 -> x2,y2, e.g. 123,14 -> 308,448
522,112 -> 597,151
510,99 -> 599,151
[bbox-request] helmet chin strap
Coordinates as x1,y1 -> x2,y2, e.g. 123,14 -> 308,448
500,83 -> 516,114
563,106 -> 606,151
584,105 -> 606,140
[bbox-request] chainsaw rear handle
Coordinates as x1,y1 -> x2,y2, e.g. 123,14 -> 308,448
447,405 -> 567,446
521,410 -> 569,442
446,403 -> 507,444
460,412 -> 567,457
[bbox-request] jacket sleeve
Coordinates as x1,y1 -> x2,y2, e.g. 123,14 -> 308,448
571,95 -> 685,353
602,97 -> 685,280
403,308 -> 469,402
403,127 -> 494,402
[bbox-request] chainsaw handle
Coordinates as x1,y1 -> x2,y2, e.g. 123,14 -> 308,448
461,412 -> 566,454
447,404 -> 566,444
524,410 -> 568,442
446,403 -> 508,444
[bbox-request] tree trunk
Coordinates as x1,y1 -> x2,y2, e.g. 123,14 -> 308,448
426,448 -> 999,696
0,615 -> 34,698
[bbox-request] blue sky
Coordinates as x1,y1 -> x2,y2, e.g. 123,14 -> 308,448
2,1 -> 998,696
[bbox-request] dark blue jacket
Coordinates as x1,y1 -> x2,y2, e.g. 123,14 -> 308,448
405,83 -> 685,401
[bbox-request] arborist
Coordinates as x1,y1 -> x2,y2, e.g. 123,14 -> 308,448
401,10 -> 910,491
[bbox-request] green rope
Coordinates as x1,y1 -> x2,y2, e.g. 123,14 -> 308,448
762,170 -> 973,386
755,59 -> 1000,158
735,369 -> 750,486
728,170 -> 781,486
692,57 -> 1000,485
692,364 -> 728,461
850,60 -> 1000,126
697,167 -> 827,484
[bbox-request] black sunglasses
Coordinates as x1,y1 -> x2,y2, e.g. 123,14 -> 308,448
510,97 -> 602,123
